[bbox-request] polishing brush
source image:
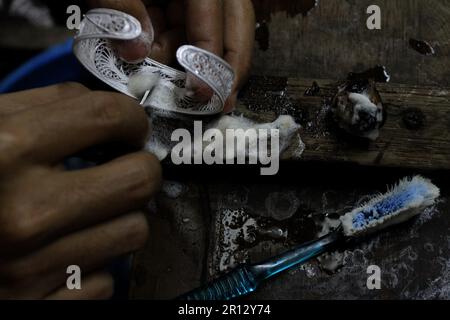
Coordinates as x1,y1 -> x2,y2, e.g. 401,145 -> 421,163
178,176 -> 440,300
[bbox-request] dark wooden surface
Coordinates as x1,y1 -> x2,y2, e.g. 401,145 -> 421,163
206,177 -> 450,300
237,77 -> 450,170
1,0 -> 448,301
130,0 -> 450,300
251,0 -> 450,87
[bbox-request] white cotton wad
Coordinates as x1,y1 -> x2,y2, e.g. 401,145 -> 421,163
332,84 -> 384,141
197,114 -> 304,163
127,70 -> 160,98
348,92 -> 383,140
145,114 -> 305,166
348,93 -> 379,121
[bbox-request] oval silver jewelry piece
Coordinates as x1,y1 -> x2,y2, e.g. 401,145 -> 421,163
73,8 -> 235,115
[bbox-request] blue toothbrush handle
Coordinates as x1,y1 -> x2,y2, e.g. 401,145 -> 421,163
178,266 -> 258,301
178,229 -> 343,301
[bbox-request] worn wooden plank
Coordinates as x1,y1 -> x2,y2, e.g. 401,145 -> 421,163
252,0 -> 450,87
130,182 -> 209,300
206,179 -> 450,300
129,0 -> 450,300
237,76 -> 450,170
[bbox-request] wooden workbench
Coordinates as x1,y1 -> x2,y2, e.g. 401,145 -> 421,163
131,0 -> 450,300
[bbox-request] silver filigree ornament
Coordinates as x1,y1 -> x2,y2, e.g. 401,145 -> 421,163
73,8 -> 235,115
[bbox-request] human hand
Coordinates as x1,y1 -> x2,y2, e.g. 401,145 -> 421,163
88,0 -> 255,113
0,83 -> 161,299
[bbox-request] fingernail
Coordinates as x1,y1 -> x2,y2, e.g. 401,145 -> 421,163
118,31 -> 153,64
185,89 -> 196,99
185,73 -> 214,103
223,92 -> 238,114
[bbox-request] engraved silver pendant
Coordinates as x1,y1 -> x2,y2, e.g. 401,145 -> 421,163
73,8 -> 235,115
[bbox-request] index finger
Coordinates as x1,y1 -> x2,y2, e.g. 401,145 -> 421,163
185,0 -> 223,56
184,0 -> 224,102
0,82 -> 88,117
1,91 -> 149,165
223,0 -> 255,112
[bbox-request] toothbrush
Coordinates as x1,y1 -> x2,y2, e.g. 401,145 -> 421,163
178,176 -> 440,300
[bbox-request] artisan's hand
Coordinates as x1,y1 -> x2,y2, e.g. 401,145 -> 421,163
89,0 -> 255,113
0,83 -> 162,299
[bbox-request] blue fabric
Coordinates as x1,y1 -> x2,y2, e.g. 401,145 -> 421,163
0,39 -> 86,93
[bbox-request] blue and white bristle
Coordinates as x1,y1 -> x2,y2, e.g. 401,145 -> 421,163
340,176 -> 440,237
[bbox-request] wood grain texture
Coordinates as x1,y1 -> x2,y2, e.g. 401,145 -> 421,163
130,183 -> 209,300
237,77 -> 450,170
252,0 -> 450,87
131,0 -> 450,300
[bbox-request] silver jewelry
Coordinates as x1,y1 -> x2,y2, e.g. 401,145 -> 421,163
73,8 -> 235,115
